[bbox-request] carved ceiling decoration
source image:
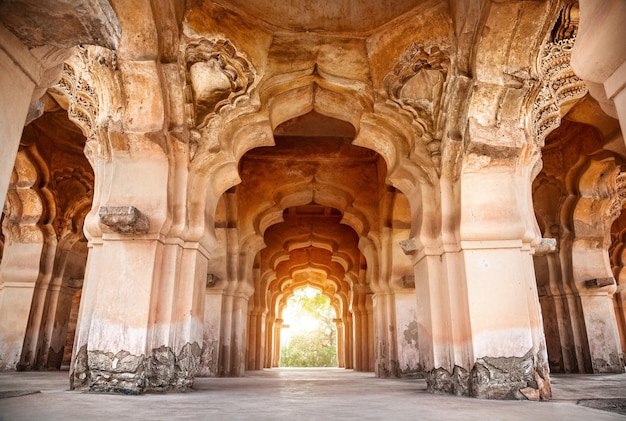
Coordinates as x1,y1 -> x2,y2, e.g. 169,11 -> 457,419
383,44 -> 450,170
185,38 -> 256,129
49,56 -> 99,141
533,4 -> 587,145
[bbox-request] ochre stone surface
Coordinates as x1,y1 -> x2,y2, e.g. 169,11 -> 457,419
0,0 -> 625,401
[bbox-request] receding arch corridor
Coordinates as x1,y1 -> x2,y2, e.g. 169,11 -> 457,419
1,370 -> 625,420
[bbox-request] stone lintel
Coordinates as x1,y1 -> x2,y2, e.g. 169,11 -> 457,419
98,206 -> 150,234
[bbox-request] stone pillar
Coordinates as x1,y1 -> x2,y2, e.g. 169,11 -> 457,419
0,152 -> 44,370
366,296 -> 375,371
16,222 -> 57,371
272,318 -> 283,367
410,251 -> 453,378
230,293 -> 249,376
334,319 -> 344,368
569,157 -> 625,373
247,308 -> 266,370
45,277 -> 83,369
0,27 -> 37,210
352,289 -> 373,371
372,291 -> 398,377
394,288 -> 420,377
199,287 -> 223,376
30,239 -> 87,370
458,157 -> 550,400
343,313 -> 353,369
534,246 -> 581,373
71,134 -> 205,393
571,0 -> 626,139
262,313 -> 273,368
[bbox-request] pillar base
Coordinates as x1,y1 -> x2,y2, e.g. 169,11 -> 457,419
70,342 -> 202,394
425,350 -> 551,400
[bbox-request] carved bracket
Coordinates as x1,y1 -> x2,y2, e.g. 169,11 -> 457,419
184,38 -> 255,129
98,206 -> 149,234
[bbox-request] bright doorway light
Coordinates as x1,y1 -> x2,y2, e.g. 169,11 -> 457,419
280,286 -> 337,367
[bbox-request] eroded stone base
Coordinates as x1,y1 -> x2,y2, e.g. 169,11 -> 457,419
425,365 -> 469,396
70,342 -> 202,394
425,351 -> 552,400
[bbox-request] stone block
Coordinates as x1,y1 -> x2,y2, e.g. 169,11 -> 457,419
98,206 -> 150,234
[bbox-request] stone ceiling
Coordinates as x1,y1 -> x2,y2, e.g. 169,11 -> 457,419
213,0 -> 429,34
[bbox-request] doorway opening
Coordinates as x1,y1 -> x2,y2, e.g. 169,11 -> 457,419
280,286 -> 338,367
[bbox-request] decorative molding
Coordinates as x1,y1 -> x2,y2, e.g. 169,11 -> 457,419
383,44 -> 450,170
184,38 -> 255,129
609,171 -> 626,222
533,5 -> 587,145
49,55 -> 98,140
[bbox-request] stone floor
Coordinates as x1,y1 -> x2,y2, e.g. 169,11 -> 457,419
1,368 -> 625,420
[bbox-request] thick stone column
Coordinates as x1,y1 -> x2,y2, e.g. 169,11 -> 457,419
0,152 -> 44,370
343,313 -> 353,369
0,27 -> 37,210
458,158 -> 550,400
199,286 -> 223,376
569,157 -> 625,373
393,288 -> 420,377
372,291 -> 397,377
25,238 -> 87,370
351,288 -> 373,371
272,318 -> 283,367
571,0 -> 626,139
334,319 -> 345,368
71,134 -> 205,393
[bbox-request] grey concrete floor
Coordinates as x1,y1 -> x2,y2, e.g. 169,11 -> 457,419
0,368 -> 625,420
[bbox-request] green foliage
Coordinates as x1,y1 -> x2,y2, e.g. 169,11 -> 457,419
280,287 -> 337,367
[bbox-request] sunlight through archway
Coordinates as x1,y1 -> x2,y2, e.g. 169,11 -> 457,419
280,286 -> 338,367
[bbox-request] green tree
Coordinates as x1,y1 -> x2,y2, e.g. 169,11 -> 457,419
280,287 -> 337,367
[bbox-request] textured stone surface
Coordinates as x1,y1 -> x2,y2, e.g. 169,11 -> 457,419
98,206 -> 150,234
88,350 -> 146,394
71,343 -> 202,394
469,351 -> 549,400
0,0 -> 120,49
1,0 -> 625,402
149,343 -> 202,391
